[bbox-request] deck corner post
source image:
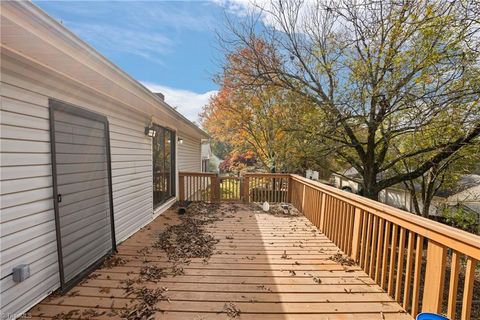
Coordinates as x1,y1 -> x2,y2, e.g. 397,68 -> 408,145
211,174 -> 219,203
301,184 -> 306,212
179,173 -> 185,202
243,175 -> 250,203
350,207 -> 362,261
422,240 -> 447,313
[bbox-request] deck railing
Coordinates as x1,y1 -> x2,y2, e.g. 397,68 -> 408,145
178,172 -> 290,203
179,172 -> 479,319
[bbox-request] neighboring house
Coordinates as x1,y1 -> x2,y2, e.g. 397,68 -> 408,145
201,139 -> 212,172
200,140 -> 222,173
330,169 -> 418,212
329,169 -> 479,217
437,174 -> 480,220
0,1 -> 208,317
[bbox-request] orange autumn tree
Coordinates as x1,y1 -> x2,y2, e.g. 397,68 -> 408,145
201,43 -> 318,173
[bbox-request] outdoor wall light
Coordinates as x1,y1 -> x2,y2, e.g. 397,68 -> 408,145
144,126 -> 157,137
178,138 -> 184,144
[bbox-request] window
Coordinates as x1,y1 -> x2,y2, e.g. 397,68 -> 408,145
153,125 -> 175,207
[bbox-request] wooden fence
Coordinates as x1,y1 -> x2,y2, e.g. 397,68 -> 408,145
179,172 -> 479,319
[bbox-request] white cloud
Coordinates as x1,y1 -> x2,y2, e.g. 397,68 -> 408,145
142,82 -> 218,124
212,0 -> 318,30
211,0 -> 254,17
67,22 -> 172,65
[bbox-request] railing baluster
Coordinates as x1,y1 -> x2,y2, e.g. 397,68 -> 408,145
447,250 -> 460,319
339,200 -> 345,250
325,195 -> 331,237
375,218 -> 385,283
335,199 -> 341,245
403,231 -> 415,310
395,227 -> 406,303
461,257 -> 477,320
329,197 -> 335,241
363,213 -> 373,272
346,205 -> 354,256
343,202 -> 349,252
319,193 -> 326,231
369,215 -> 379,277
381,221 -> 391,289
388,225 -> 398,296
359,210 -> 368,267
411,235 -> 424,317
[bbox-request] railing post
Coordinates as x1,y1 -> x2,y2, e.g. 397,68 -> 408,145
422,240 -> 447,313
243,175 -> 250,203
301,184 -> 306,212
179,173 -> 185,202
350,207 -> 362,261
286,175 -> 292,203
210,174 -> 219,203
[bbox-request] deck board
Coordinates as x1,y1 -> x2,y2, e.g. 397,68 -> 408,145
28,204 -> 412,319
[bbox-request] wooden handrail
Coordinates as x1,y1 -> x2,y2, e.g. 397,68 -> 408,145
179,171 -> 217,177
243,173 -> 291,178
290,174 -> 480,260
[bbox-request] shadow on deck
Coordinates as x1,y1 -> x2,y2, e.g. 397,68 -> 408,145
29,203 -> 412,320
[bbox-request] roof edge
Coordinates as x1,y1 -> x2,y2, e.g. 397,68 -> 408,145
16,1 -> 208,139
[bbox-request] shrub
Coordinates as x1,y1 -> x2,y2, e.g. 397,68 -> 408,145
441,206 -> 480,235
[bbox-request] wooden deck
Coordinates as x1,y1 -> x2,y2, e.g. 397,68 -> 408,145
29,204 -> 413,319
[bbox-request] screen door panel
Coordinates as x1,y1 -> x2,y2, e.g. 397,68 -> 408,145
50,101 -> 114,287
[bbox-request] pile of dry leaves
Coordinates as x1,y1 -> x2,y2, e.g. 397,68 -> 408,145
154,202 -> 222,261
329,252 -> 356,266
118,286 -> 169,320
154,216 -> 219,261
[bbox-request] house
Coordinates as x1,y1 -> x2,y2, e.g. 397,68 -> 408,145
201,139 -> 212,172
0,1 -> 208,317
330,169 -> 419,212
437,174 -> 480,221
330,169 -> 480,217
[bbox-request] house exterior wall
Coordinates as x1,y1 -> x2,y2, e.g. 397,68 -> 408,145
0,3 -> 207,318
177,134 -> 201,172
0,64 -> 154,318
177,134 -> 203,199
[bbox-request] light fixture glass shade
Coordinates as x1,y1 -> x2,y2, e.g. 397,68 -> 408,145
145,126 -> 156,137
178,138 -> 184,144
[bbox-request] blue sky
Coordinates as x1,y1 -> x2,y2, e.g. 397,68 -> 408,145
34,0 -> 252,122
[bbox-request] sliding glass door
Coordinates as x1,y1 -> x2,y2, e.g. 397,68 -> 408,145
153,125 -> 175,208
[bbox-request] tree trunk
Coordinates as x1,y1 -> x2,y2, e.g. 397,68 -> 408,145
363,187 -> 379,201
362,167 -> 379,201
422,197 -> 432,218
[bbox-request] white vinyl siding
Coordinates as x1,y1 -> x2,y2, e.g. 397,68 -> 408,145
177,134 -> 201,172
0,75 -> 153,316
177,134 -> 203,200
0,2 -> 207,317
